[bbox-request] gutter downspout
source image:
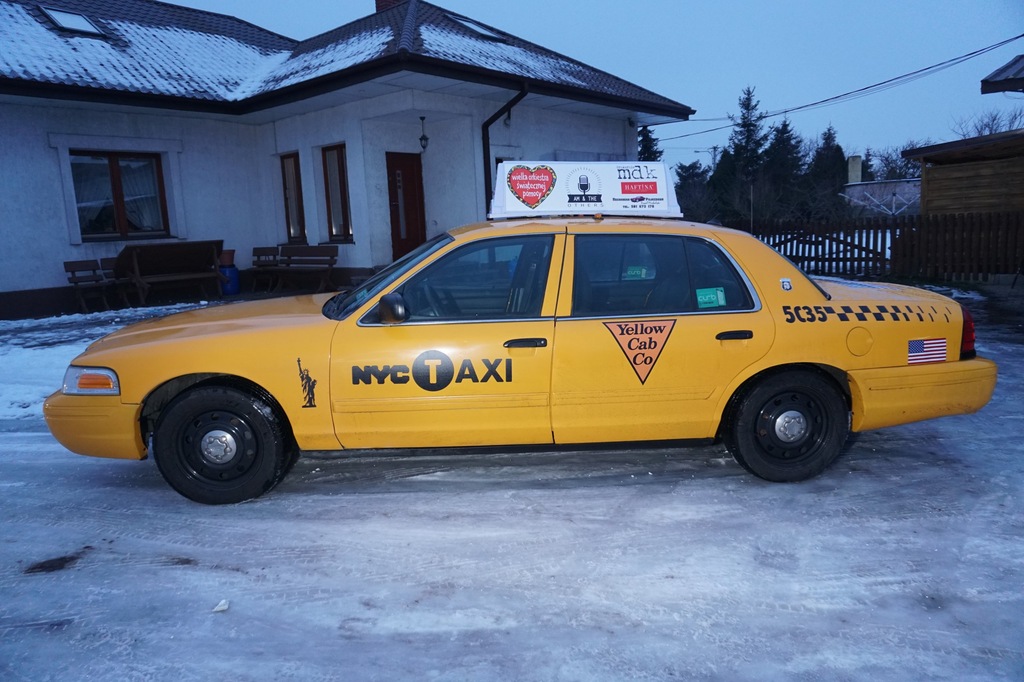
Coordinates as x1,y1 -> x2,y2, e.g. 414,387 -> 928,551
482,85 -> 528,215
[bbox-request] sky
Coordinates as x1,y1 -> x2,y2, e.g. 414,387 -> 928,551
169,0 -> 1024,170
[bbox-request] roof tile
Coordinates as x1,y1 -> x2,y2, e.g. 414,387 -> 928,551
0,0 -> 693,117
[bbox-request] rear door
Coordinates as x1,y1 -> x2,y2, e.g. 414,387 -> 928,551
551,231 -> 776,443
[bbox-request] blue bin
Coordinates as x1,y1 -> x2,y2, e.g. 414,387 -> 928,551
219,265 -> 240,295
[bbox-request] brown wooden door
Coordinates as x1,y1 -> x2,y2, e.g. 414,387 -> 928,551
386,152 -> 426,260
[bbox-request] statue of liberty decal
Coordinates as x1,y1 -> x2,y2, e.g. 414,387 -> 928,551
297,358 -> 317,408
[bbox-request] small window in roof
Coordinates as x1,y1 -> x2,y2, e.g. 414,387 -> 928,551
447,15 -> 505,41
41,6 -> 104,35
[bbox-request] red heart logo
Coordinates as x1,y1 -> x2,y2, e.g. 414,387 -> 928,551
506,165 -> 557,209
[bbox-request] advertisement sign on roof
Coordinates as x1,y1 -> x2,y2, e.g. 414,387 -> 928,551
489,161 -> 682,219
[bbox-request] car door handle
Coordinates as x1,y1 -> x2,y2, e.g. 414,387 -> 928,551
716,330 -> 753,340
504,338 -> 548,348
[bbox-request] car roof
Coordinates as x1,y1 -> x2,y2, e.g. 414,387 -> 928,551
448,216 -> 749,241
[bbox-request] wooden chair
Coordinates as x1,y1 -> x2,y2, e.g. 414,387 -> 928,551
64,259 -> 108,313
251,246 -> 280,292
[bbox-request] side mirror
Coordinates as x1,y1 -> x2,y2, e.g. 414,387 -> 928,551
378,293 -> 408,324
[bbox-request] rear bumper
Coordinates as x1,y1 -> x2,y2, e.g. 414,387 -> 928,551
43,391 -> 147,460
848,357 -> 997,432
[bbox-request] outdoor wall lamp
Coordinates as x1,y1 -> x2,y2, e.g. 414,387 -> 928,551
419,116 -> 429,151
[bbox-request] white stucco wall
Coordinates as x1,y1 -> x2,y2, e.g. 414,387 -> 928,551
1,89 -> 638,295
0,99 -> 278,292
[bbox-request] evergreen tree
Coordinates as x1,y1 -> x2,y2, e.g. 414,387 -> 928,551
727,87 -> 770,182
861,149 -> 876,182
705,87 -> 773,227
673,161 -> 715,222
761,118 -> 803,219
708,148 -> 741,224
803,126 -> 849,220
637,126 -> 663,161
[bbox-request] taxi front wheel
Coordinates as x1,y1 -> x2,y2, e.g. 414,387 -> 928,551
724,371 -> 849,482
153,386 -> 293,504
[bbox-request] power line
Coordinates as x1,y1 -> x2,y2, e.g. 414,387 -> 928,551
657,32 -> 1024,142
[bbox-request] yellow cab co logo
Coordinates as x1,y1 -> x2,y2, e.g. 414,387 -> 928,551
604,319 -> 675,384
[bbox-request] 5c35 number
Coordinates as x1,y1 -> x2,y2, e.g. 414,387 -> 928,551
782,305 -> 829,323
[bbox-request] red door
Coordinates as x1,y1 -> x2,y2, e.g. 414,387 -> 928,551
386,152 -> 427,260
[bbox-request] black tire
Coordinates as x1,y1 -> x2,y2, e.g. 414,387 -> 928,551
723,371 -> 849,482
153,386 -> 293,504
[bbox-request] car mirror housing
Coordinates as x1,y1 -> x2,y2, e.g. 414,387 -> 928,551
378,293 -> 408,324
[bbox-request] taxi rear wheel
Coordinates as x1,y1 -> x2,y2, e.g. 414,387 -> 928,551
724,371 -> 849,482
153,386 -> 291,504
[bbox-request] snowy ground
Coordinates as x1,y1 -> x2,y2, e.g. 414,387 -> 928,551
1,294 -> 1022,681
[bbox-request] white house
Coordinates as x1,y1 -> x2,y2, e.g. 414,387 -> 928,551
0,0 -> 694,317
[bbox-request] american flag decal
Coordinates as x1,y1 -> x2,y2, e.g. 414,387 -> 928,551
908,338 -> 947,364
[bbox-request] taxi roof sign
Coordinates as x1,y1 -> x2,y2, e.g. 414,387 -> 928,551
489,161 -> 682,219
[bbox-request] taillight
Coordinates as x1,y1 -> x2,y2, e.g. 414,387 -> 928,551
960,305 -> 977,360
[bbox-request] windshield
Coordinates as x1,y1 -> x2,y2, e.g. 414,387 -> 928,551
322,234 -> 453,320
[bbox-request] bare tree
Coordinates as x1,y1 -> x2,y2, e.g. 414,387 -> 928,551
952,106 -> 1024,138
865,140 -> 931,181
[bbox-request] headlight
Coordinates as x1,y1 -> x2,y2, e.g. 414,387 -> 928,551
62,366 -> 120,396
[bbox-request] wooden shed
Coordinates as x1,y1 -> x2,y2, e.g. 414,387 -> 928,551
902,129 -> 1024,215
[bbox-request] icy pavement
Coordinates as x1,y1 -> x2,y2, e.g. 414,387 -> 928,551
1,296 -> 1022,681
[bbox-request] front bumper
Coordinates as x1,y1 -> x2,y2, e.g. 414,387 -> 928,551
43,391 -> 147,460
848,357 -> 998,432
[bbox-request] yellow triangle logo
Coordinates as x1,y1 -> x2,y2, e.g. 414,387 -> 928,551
603,319 -> 676,384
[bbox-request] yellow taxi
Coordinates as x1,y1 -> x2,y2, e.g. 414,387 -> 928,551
44,163 -> 997,504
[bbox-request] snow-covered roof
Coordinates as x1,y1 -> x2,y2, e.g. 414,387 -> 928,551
0,0 -> 694,120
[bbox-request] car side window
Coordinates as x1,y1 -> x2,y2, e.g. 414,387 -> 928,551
573,235 -> 685,315
686,238 -> 754,311
401,235 -> 554,320
572,234 -> 752,316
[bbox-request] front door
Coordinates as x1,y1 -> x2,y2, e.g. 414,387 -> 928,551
330,232 -> 565,449
386,152 -> 427,260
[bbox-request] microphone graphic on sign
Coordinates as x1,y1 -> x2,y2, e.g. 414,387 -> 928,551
578,175 -> 590,194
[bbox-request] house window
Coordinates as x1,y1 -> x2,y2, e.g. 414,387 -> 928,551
41,7 -> 104,36
322,144 -> 352,242
70,151 -> 169,240
447,14 -> 506,42
280,153 -> 306,244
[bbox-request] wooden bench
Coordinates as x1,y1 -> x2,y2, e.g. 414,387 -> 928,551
264,245 -> 338,293
113,240 -> 225,305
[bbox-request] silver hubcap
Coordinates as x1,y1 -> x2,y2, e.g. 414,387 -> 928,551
201,430 -> 237,465
774,410 -> 807,443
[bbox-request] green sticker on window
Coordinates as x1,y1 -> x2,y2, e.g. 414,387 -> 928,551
624,265 -> 648,280
696,287 -> 726,309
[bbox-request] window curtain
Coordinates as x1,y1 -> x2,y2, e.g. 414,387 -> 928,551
70,154 -> 115,235
119,157 -> 162,231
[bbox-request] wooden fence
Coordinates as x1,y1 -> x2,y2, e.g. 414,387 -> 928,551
749,211 -> 1024,281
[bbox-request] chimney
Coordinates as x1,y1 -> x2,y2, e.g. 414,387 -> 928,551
376,0 -> 404,11
847,155 -> 862,184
